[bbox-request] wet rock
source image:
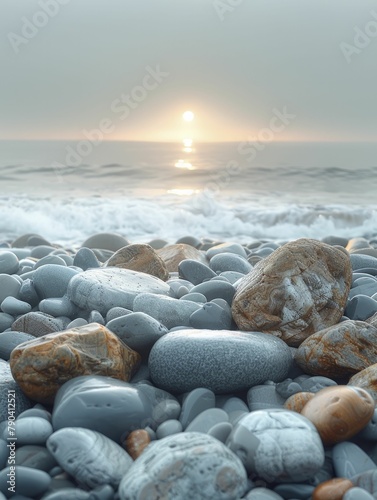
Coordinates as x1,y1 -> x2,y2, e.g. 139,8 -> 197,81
10,323 -> 141,404
232,238 -> 352,347
104,244 -> 169,281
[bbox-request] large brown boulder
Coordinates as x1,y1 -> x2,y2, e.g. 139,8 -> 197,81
10,323 -> 141,404
104,244 -> 169,281
232,238 -> 352,347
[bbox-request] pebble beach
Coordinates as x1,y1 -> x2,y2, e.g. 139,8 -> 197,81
1,231 -> 377,499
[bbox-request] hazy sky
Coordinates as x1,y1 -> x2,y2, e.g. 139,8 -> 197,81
1,0 -> 377,142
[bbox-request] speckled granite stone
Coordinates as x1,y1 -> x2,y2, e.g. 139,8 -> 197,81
149,329 -> 292,394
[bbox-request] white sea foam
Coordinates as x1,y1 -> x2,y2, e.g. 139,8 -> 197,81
1,192 -> 376,246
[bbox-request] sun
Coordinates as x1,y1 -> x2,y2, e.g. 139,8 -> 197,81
182,111 -> 194,122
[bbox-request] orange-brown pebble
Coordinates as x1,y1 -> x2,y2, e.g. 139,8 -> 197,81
125,430 -> 151,460
301,385 -> 374,445
284,391 -> 315,412
312,478 -> 354,500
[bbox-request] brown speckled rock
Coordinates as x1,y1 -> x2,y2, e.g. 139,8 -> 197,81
284,391 -> 315,412
232,238 -> 352,347
349,363 -> 377,402
104,244 -> 169,281
301,385 -> 374,445
124,429 -> 151,460
295,320 -> 377,378
157,244 -> 208,272
312,478 -> 354,500
10,323 -> 141,404
12,312 -> 62,337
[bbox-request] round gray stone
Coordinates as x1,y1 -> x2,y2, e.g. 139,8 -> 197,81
226,409 -> 324,483
180,388 -> 216,429
52,375 -> 179,442
190,280 -> 235,305
33,264 -> 79,299
209,252 -> 252,274
67,268 -> 171,315
178,259 -> 216,285
207,421 -> 233,443
118,432 -> 248,500
106,312 -> 168,357
39,296 -> 77,318
0,251 -> 19,274
10,417 -> 53,445
0,312 -> 14,333
0,296 -> 32,316
189,301 -> 232,330
350,254 -> 377,271
206,242 -> 248,259
0,465 -> 51,497
149,330 -> 292,394
73,247 -> 101,271
156,419 -> 183,439
332,442 -> 377,479
0,274 -> 21,303
33,255 -> 67,269
247,385 -> 286,411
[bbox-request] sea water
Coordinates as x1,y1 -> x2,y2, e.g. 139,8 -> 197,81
0,140 -> 376,246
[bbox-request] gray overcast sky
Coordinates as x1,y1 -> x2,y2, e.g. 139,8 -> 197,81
1,0 -> 377,142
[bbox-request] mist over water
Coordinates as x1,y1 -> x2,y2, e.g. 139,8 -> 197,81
0,140 -> 376,245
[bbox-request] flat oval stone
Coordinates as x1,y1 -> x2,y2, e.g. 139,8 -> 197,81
207,422 -> 233,443
273,483 -> 315,499
0,274 -> 21,302
33,264 -> 79,299
0,465 -> 51,497
180,388 -> 216,429
206,242 -> 248,259
15,445 -> 57,471
149,329 -> 292,394
67,267 -> 171,315
118,432 -> 248,500
295,320 -> 377,378
301,385 -> 375,445
10,323 -> 141,404
332,442 -> 377,478
178,259 -> 216,285
81,233 -> 130,252
47,427 -> 133,489
133,293 -> 201,330
232,238 -> 352,347
73,247 -> 101,270
10,416 -> 53,445
209,252 -> 252,274
52,375 -> 179,443
189,301 -> 232,330
346,295 -> 377,321
191,280 -> 236,305
185,408 -> 229,433
0,251 -> 19,274
312,477 -> 354,500
226,409 -> 324,482
350,254 -> 377,271
106,311 -> 168,357
1,296 -> 31,316
352,470 -> 377,497
156,419 -> 183,439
